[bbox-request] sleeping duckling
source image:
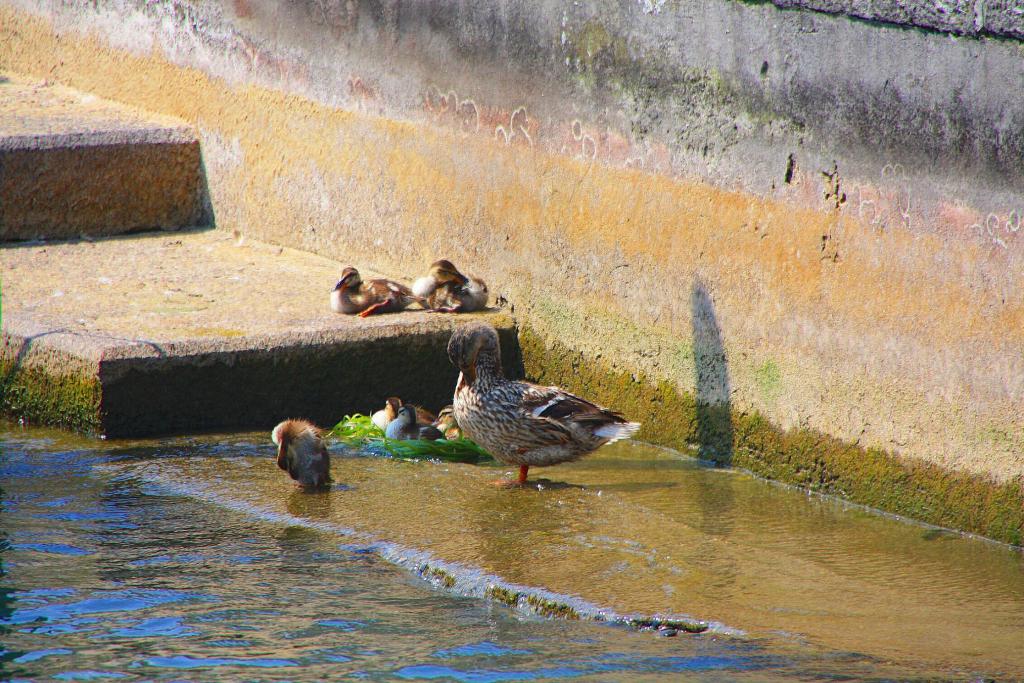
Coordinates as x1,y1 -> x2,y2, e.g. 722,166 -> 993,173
331,267 -> 421,317
433,405 -> 463,440
434,275 -> 488,313
371,397 -> 436,431
271,419 -> 332,489
371,397 -> 403,431
385,405 -> 444,441
412,259 -> 462,300
413,260 -> 489,313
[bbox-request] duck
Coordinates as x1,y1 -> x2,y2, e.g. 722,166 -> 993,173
385,404 -> 444,441
413,259 -> 489,313
447,322 -> 640,486
371,397 -> 436,431
433,405 -> 463,440
331,267 -> 421,317
271,419 -> 332,489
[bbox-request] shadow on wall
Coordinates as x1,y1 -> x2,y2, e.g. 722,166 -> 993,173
691,278 -> 733,466
196,151 -> 217,229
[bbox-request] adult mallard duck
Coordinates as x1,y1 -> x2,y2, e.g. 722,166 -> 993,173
448,322 -> 640,486
413,259 -> 488,313
331,267 -> 421,317
271,419 -> 332,489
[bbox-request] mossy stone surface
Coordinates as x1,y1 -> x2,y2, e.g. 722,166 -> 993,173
518,325 -> 1024,546
1,335 -> 102,433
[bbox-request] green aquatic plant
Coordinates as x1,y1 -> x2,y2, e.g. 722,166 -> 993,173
329,414 -> 493,464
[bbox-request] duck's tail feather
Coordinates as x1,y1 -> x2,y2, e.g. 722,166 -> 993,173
594,421 -> 641,443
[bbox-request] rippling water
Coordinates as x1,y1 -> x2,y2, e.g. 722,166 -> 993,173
1,423 -> 1021,681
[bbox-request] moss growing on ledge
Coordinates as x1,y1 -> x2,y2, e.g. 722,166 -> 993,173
0,355 -> 102,434
518,326 -> 1024,547
525,595 -> 582,620
628,617 -> 709,634
485,585 -> 523,607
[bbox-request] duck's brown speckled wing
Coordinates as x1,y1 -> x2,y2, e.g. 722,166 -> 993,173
519,384 -> 627,427
365,278 -> 417,311
367,278 -> 412,298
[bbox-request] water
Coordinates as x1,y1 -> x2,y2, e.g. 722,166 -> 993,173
2,424 -> 1021,681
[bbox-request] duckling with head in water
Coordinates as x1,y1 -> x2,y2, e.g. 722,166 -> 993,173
412,259 -> 488,313
271,419 -> 332,489
331,267 -> 421,317
448,322 -> 640,486
385,404 -> 444,441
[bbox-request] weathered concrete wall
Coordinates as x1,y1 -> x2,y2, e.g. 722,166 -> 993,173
769,0 -> 1024,39
1,1 -> 1021,525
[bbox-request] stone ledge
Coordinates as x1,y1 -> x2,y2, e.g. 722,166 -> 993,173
0,72 -> 203,240
0,230 -> 517,437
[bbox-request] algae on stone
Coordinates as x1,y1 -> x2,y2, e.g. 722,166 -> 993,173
517,325 -> 1024,546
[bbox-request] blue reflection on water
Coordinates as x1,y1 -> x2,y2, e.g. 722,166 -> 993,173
2,589 -> 213,626
434,641 -> 532,658
12,648 -> 73,663
144,655 -> 299,668
10,543 -> 94,557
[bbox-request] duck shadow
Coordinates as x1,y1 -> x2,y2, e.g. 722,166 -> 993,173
510,479 -> 678,494
285,487 -> 339,519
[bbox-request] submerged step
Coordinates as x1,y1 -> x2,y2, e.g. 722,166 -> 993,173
0,72 -> 203,240
112,436 -> 1024,679
0,230 -> 517,436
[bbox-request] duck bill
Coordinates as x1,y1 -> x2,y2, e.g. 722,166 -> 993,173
276,439 -> 290,471
460,363 -> 477,385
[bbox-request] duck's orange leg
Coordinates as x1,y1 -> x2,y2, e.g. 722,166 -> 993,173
490,465 -> 530,488
358,302 -> 389,318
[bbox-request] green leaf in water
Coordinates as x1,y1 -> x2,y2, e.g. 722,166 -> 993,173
328,414 -> 494,464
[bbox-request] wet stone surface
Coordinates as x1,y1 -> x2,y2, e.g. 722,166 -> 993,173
1,423 -> 1022,680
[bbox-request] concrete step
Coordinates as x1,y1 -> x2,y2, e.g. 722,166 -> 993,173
0,72 -> 204,241
0,230 -> 517,437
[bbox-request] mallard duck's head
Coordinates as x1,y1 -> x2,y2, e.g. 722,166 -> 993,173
448,322 -> 500,381
333,267 -> 361,292
429,259 -> 469,286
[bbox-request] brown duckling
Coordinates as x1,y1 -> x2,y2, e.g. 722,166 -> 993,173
412,259 -> 488,313
433,405 -> 463,440
331,267 -> 421,317
271,419 -> 332,489
385,405 -> 444,440
370,397 -> 437,431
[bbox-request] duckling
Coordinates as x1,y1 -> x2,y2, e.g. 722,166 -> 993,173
271,419 -> 332,489
448,322 -> 639,486
331,267 -> 421,317
385,404 -> 444,441
433,275 -> 488,313
371,397 -> 436,431
433,405 -> 463,440
412,259 -> 462,299
413,259 -> 489,313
